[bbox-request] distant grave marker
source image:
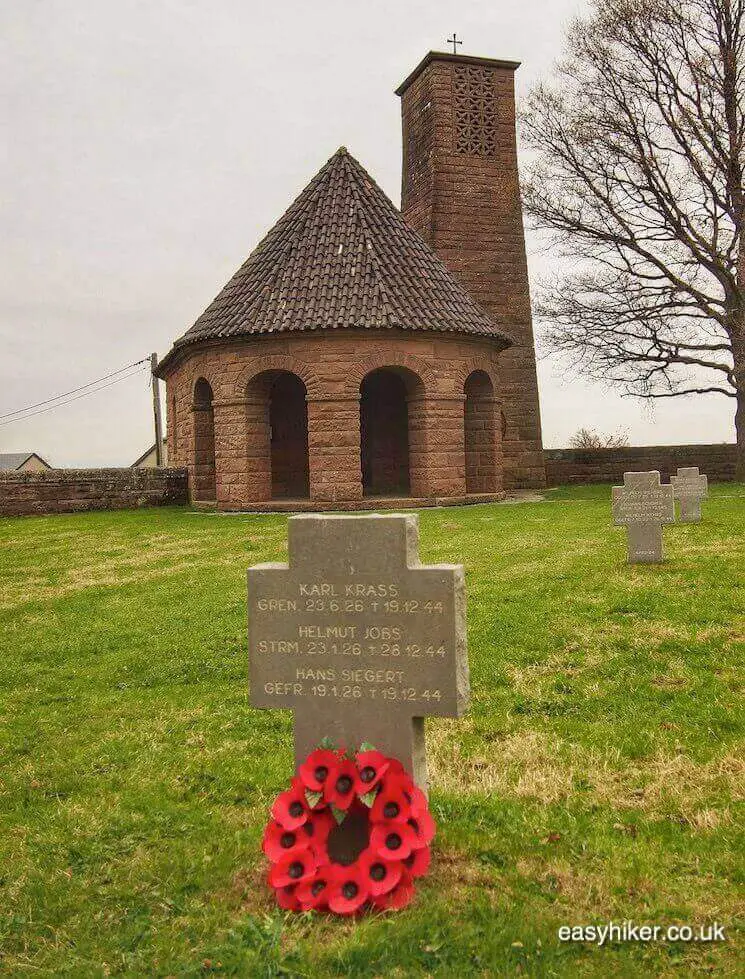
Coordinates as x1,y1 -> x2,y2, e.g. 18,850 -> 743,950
670,467 -> 708,523
248,513 -> 469,789
611,471 -> 675,563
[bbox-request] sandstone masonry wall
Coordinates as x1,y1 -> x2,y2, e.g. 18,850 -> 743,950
545,445 -> 738,485
0,468 -> 188,517
398,54 -> 545,490
164,329 -> 506,510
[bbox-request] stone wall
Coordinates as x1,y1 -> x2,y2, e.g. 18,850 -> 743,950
2,445 -> 734,516
545,444 -> 738,486
0,467 -> 188,517
397,53 -> 545,490
162,329 -> 507,511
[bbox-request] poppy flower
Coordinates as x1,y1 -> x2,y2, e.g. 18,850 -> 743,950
371,869 -> 415,911
354,750 -> 390,794
370,820 -> 419,861
408,809 -> 436,849
327,865 -> 369,914
265,747 -> 434,914
358,851 -> 403,897
298,749 -> 339,794
262,820 -> 305,862
407,783 -> 428,815
387,773 -> 426,812
275,884 -> 301,911
301,810 -> 335,864
325,758 -> 359,809
296,865 -> 336,911
271,777 -> 310,830
403,845 -> 431,878
370,779 -> 411,824
268,846 -> 316,888
384,758 -> 407,780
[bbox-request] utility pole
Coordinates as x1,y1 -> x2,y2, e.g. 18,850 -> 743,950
150,352 -> 164,466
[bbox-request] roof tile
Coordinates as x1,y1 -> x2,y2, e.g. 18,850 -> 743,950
161,148 -> 512,366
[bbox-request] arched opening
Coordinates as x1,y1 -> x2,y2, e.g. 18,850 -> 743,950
192,378 -> 216,501
464,370 -> 498,494
269,372 -> 310,498
246,370 -> 309,500
360,367 -> 423,497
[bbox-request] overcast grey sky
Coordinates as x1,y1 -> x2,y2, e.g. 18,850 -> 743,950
0,0 -> 736,466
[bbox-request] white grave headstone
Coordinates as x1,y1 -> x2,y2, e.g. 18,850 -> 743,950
248,513 -> 469,790
670,467 -> 708,523
612,471 -> 675,563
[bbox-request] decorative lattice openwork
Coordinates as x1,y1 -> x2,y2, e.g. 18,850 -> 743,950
452,65 -> 497,157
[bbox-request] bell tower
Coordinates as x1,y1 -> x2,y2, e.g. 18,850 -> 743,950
396,52 -> 545,489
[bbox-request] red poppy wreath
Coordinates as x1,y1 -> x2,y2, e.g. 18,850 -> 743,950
262,741 -> 435,914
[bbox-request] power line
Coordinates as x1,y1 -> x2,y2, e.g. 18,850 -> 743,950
0,363 -> 149,428
0,358 -> 150,420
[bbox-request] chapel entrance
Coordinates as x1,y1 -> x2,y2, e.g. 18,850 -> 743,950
360,367 -> 423,497
192,377 -> 216,501
464,370 -> 498,494
269,372 -> 310,498
246,370 -> 310,500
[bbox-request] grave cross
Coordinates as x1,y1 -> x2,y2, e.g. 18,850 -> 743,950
670,466 -> 708,523
447,33 -> 463,55
248,514 -> 469,790
612,470 -> 675,563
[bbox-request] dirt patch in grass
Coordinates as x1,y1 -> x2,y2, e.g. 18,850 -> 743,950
589,750 -> 745,817
428,725 -> 574,805
516,856 -> 614,914
224,864 -> 278,916
508,650 -> 607,698
434,846 -> 509,905
428,721 -> 744,821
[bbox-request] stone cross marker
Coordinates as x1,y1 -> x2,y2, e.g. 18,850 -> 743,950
612,471 -> 675,563
670,466 -> 708,522
248,513 -> 468,790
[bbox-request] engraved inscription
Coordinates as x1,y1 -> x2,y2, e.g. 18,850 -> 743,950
247,513 -> 469,788
251,575 -> 455,709
670,467 -> 708,523
612,471 -> 675,564
611,488 -> 675,525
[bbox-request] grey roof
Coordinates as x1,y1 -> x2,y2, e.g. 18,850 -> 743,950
0,452 -> 51,470
158,147 -> 512,372
131,438 -> 167,467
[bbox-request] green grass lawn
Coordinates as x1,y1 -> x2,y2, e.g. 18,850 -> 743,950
1,486 -> 743,978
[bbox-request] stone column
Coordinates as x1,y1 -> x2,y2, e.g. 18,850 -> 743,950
406,395 -> 430,498
465,394 -> 502,494
306,395 -> 363,503
492,397 -> 505,494
245,397 -> 272,504
191,403 -> 216,501
212,399 -> 250,510
410,395 -> 467,499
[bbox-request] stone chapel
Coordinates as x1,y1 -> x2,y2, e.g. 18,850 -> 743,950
156,51 -> 545,510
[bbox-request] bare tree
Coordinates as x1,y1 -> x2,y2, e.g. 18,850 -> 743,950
522,0 -> 745,479
570,427 -> 630,448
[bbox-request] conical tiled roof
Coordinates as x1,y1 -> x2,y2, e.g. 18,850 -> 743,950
160,148 -> 512,368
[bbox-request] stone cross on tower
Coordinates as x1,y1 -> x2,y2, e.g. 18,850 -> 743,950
612,471 -> 675,564
248,514 -> 469,790
670,467 -> 708,523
